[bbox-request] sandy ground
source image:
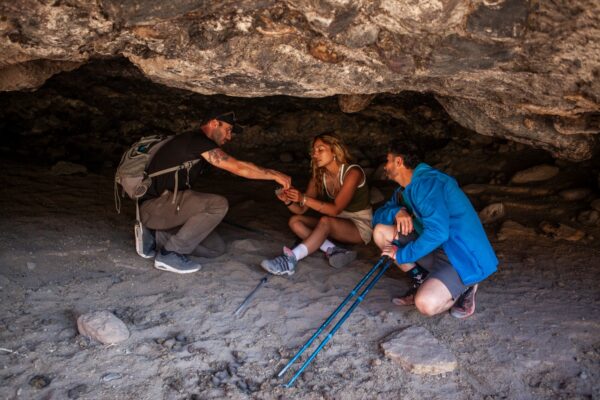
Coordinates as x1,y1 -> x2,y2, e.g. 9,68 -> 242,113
0,155 -> 599,400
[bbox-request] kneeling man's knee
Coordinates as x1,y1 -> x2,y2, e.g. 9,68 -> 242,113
373,224 -> 391,247
414,294 -> 441,317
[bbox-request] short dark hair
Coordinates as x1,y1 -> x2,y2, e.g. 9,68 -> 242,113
388,139 -> 422,169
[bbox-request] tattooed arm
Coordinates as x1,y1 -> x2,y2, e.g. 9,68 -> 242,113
201,148 -> 291,189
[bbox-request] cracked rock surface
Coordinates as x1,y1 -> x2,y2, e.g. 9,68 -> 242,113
1,0 -> 598,160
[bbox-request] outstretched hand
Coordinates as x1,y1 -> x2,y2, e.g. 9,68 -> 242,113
271,170 -> 291,189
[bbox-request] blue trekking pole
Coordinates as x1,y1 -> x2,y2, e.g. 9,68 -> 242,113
277,256 -> 389,378
281,256 -> 394,387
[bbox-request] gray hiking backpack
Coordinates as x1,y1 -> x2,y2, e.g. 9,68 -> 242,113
114,134 -> 200,216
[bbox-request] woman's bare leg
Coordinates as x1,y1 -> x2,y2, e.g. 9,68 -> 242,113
302,215 -> 363,254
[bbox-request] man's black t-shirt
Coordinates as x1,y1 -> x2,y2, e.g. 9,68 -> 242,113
142,131 -> 218,201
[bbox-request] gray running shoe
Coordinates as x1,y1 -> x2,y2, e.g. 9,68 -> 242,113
135,221 -> 156,259
154,249 -> 201,274
450,284 -> 478,319
261,247 -> 298,276
325,246 -> 357,269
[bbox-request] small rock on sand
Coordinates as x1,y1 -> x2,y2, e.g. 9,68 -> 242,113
497,220 -> 537,241
380,326 -> 457,375
510,164 -> 558,184
77,310 -> 129,344
479,203 -> 505,224
539,222 -> 585,242
29,375 -> 51,389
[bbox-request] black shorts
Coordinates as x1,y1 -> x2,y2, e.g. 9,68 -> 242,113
394,233 -> 467,300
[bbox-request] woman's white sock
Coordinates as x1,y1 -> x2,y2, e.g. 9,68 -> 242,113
292,244 -> 309,261
319,240 -> 336,253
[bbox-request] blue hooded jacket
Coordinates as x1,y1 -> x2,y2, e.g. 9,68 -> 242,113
372,163 -> 498,285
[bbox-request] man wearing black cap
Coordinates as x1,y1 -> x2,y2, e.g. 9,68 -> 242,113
137,112 -> 291,274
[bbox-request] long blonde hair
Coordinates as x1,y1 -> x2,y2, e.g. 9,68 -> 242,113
310,133 -> 353,196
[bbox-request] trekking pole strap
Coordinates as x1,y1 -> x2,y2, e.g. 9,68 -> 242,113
278,255 -> 389,378
285,257 -> 393,388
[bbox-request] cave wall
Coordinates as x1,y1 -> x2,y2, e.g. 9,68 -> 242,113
0,0 -> 598,160
0,58 -> 457,172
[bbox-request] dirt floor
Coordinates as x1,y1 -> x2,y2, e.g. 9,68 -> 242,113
0,142 -> 599,399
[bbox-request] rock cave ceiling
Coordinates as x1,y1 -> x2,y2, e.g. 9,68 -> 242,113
0,0 -> 598,161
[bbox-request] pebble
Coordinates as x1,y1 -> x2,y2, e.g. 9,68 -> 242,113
29,375 -> 51,389
101,372 -> 122,382
27,262 -> 36,270
77,310 -> 129,344
510,164 -> 559,184
68,384 -> 88,399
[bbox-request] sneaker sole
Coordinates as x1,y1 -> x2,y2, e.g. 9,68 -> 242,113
260,261 -> 295,276
328,251 -> 357,269
154,260 -> 201,274
450,285 -> 478,319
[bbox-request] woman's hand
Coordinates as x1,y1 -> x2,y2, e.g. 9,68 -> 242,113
284,188 -> 303,203
275,187 -> 288,203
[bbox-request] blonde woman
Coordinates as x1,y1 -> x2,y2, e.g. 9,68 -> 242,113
261,133 -> 372,275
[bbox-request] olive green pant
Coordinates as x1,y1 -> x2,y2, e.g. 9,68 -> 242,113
140,190 -> 228,256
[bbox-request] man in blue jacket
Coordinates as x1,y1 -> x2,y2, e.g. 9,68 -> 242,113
374,140 -> 497,319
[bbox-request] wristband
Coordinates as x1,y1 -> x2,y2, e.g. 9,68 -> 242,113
299,194 -> 306,207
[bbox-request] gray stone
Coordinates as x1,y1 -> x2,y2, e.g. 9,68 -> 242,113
510,165 -> 559,184
497,220 -> 537,241
381,326 -> 457,375
479,203 -> 505,224
77,310 -> 129,344
101,372 -> 123,382
539,221 -> 585,242
558,188 -> 591,201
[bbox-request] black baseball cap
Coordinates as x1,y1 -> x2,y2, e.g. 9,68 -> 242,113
212,111 -> 243,135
